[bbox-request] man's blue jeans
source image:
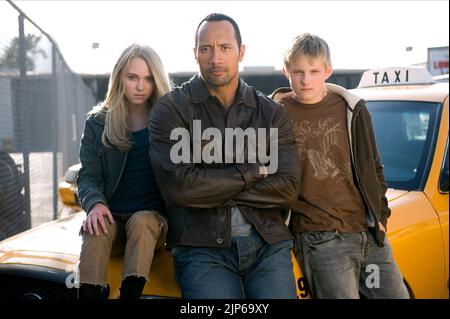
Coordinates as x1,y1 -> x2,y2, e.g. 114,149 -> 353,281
171,231 -> 297,299
294,229 -> 410,299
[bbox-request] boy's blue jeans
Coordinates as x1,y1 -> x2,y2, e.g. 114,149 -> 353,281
171,231 -> 297,299
294,229 -> 410,299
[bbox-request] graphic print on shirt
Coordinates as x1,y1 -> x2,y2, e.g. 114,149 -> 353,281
293,117 -> 352,184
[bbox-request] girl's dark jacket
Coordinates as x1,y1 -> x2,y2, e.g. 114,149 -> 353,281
77,108 -> 131,215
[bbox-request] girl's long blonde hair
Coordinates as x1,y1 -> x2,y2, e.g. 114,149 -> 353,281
90,44 -> 171,152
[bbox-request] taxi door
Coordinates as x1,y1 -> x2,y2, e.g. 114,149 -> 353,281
424,96 -> 449,298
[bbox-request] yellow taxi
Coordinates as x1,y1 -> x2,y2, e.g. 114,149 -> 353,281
350,67 -> 449,298
0,67 -> 447,299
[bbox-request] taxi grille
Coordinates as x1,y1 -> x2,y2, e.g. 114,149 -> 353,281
0,274 -> 77,299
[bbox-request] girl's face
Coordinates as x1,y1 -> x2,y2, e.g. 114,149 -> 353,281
123,57 -> 155,107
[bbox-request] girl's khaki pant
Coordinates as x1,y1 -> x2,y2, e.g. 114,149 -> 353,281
78,210 -> 167,286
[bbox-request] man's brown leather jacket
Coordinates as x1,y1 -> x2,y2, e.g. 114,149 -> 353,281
149,75 -> 301,248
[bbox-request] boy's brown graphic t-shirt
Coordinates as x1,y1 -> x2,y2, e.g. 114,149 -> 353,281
275,91 -> 367,233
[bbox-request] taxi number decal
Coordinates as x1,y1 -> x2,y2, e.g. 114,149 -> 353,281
297,277 -> 310,298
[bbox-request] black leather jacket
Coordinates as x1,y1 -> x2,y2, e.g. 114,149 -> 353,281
149,75 -> 301,248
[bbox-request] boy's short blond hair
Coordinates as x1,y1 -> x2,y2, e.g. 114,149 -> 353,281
284,33 -> 331,67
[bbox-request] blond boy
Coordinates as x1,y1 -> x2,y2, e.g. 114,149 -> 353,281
271,33 -> 409,299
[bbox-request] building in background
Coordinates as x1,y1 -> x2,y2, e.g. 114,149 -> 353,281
81,67 -> 366,104
428,46 -> 449,76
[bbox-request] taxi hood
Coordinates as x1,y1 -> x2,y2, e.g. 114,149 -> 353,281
0,190 -> 409,271
0,212 -> 84,271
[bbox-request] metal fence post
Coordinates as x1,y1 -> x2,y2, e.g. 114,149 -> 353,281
52,45 -> 58,220
18,13 -> 31,229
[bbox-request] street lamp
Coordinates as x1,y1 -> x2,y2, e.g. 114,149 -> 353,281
90,42 -> 100,99
405,46 -> 414,66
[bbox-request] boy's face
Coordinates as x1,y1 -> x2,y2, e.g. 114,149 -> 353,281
283,55 -> 332,104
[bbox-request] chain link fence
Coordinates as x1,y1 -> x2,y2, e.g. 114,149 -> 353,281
0,1 -> 96,240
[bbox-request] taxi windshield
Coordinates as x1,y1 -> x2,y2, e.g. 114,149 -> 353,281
367,101 -> 441,191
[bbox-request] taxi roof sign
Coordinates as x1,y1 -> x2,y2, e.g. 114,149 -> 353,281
358,67 -> 435,88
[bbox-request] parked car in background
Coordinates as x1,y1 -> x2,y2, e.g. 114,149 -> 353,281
0,67 -> 448,299
57,163 -> 82,217
0,150 -> 27,241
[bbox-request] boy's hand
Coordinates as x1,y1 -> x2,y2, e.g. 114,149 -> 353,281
378,222 -> 387,233
83,203 -> 115,236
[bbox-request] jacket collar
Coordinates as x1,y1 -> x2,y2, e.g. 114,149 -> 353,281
190,74 -> 257,108
324,83 -> 363,110
271,84 -> 363,111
